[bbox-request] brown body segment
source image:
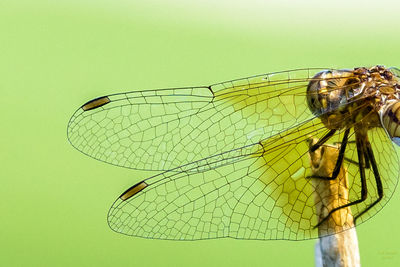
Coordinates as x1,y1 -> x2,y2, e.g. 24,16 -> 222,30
119,181 -> 148,201
81,96 -> 111,111
382,101 -> 400,140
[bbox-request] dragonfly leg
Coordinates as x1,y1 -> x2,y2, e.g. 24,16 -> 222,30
343,153 -> 371,168
309,129 -> 337,152
364,148 -> 371,169
340,141 -> 371,169
314,132 -> 367,228
353,140 -> 383,223
343,157 -> 359,165
308,128 -> 350,181
343,151 -> 370,168
334,140 -> 356,145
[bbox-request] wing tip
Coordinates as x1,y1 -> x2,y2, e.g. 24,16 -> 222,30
119,181 -> 148,201
81,96 -> 111,111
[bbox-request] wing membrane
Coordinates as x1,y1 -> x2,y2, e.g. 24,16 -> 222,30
107,118 -> 332,240
67,68 -> 332,171
67,67 -> 400,240
107,115 -> 399,240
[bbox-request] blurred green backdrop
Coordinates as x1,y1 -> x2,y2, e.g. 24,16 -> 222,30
1,0 -> 400,266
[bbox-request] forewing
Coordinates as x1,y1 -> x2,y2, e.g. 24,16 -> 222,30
67,68 -> 329,171
107,118 -> 343,240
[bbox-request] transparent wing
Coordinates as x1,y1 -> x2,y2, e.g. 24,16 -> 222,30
107,117 -> 399,240
67,68 -> 332,171
107,118 -> 332,240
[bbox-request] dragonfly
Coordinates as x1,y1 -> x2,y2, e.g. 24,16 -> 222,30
67,66 -> 400,240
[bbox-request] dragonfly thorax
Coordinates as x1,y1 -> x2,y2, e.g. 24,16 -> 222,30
306,66 -> 400,131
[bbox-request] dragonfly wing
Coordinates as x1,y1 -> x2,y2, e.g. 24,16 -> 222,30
107,118 -> 347,240
67,68 -> 329,171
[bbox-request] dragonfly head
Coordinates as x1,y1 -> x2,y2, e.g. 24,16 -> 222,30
380,101 -> 400,146
306,69 -> 354,116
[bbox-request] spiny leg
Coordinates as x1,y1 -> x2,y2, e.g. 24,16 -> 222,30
308,128 -> 350,181
333,140 -> 356,145
343,157 -> 359,166
310,129 -> 337,152
343,152 -> 370,168
314,132 -> 368,228
354,140 -> 384,223
339,140 -> 371,169
363,146 -> 371,169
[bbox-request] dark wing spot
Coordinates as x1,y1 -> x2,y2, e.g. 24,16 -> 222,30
119,181 -> 148,201
81,96 -> 111,111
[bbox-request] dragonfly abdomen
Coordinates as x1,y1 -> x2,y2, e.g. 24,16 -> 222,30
381,101 -> 400,145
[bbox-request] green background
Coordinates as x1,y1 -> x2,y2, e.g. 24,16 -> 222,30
2,0 -> 400,266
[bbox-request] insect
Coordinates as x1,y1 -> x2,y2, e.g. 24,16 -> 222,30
67,66 -> 400,240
